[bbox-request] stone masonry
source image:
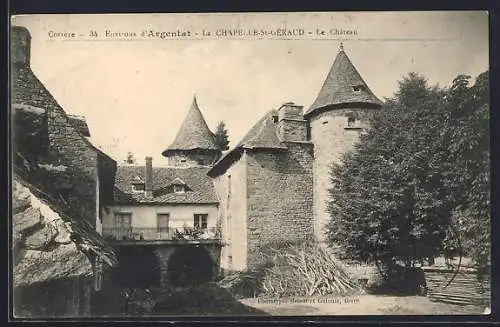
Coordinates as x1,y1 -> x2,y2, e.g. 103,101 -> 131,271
246,142 -> 314,266
309,108 -> 379,240
12,46 -> 116,229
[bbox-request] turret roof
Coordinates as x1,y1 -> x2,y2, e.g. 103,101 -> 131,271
305,44 -> 383,117
162,96 -> 219,156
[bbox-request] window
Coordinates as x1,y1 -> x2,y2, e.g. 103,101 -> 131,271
272,115 -> 278,123
114,213 -> 132,229
194,214 -> 208,230
198,159 -> 205,165
352,84 -> 365,92
132,183 -> 145,192
174,184 -> 185,194
157,213 -> 170,233
347,116 -> 356,127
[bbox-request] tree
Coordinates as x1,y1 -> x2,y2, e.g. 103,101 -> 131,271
326,71 -> 491,278
442,72 -> 490,273
327,72 -> 449,274
214,121 -> 230,151
124,152 -> 136,164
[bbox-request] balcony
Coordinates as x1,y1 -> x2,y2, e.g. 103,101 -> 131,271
102,226 -> 221,243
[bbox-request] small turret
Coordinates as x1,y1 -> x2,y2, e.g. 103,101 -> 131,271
162,95 -> 221,167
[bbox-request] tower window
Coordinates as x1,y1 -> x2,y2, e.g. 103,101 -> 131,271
347,116 -> 356,127
352,85 -> 365,92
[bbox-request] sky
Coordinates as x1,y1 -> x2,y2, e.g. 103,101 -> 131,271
11,12 -> 489,166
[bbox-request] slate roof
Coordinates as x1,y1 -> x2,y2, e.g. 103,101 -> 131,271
305,46 -> 383,118
13,156 -> 119,287
235,109 -> 287,150
162,96 -> 220,156
207,110 -> 288,177
114,165 -> 219,204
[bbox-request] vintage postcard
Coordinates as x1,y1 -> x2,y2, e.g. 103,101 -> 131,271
10,12 -> 490,318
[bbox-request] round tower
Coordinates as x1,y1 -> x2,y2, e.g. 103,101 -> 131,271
304,43 -> 383,242
161,95 -> 221,167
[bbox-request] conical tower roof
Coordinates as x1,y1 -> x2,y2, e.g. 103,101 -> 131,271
305,43 -> 383,118
162,96 -> 219,156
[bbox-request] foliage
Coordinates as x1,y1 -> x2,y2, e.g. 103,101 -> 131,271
326,71 -> 490,275
443,72 -> 490,272
214,121 -> 230,151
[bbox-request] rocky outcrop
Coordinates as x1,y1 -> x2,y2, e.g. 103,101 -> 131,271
13,179 -> 94,288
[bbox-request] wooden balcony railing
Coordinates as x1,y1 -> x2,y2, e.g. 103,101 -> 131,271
102,226 -> 221,242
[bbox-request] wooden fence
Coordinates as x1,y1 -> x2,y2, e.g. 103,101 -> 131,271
423,266 -> 490,306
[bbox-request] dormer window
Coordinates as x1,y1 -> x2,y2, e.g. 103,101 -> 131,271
131,176 -> 145,192
174,184 -> 185,194
132,183 -> 145,192
352,84 -> 365,92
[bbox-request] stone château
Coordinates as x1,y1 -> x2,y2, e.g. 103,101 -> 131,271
12,23 -> 384,291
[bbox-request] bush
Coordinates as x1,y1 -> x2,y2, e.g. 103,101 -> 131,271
365,264 -> 427,296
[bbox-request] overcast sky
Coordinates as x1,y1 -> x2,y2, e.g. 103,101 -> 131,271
12,12 -> 489,166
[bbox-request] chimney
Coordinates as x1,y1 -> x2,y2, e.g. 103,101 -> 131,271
11,26 -> 31,68
277,102 -> 308,142
145,156 -> 153,198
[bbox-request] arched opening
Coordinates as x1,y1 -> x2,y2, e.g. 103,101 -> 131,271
167,245 -> 215,287
113,246 -> 161,288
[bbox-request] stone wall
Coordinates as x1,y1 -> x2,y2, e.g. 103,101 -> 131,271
167,151 -> 220,167
278,119 -> 308,142
212,153 -> 248,272
277,103 -> 309,143
12,67 -> 104,228
246,143 -> 314,267
309,108 -> 378,241
47,100 -> 101,228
